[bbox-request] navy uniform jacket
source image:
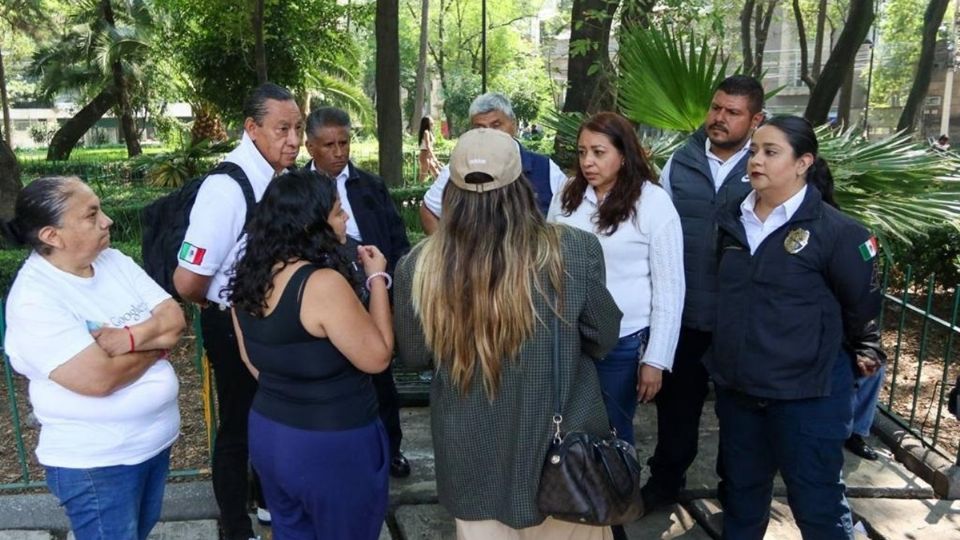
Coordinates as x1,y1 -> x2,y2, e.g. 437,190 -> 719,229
707,186 -> 882,400
305,160 -> 411,275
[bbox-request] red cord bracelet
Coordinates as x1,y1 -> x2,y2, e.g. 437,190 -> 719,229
123,325 -> 136,353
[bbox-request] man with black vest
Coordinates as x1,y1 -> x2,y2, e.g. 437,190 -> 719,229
419,92 -> 567,234
303,106 -> 413,478
643,75 -> 766,510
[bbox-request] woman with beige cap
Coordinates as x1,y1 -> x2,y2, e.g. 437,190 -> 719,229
394,128 -> 623,539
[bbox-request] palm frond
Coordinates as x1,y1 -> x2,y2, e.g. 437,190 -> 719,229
306,72 -> 375,129
618,25 -> 729,133
816,126 -> 960,243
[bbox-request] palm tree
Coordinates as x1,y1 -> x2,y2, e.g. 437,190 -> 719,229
31,0 -> 152,160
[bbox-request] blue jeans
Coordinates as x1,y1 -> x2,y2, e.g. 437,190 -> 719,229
594,328 -> 650,445
853,364 -> 885,436
45,447 -> 171,540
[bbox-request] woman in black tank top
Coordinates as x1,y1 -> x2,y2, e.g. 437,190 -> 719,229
225,169 -> 395,540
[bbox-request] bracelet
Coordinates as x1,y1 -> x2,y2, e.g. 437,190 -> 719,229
123,325 -> 136,353
365,272 -> 392,291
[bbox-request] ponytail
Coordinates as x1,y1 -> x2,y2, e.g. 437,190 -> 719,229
806,157 -> 838,209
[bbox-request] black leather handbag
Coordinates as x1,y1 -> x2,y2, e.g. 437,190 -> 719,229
536,315 -> 645,526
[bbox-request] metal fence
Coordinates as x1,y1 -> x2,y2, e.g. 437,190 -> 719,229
877,261 -> 960,464
0,259 -> 957,492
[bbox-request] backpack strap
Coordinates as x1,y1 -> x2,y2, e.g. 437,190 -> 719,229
207,161 -> 257,241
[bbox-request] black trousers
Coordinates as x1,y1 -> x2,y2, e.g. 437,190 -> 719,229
645,326 -> 712,497
372,366 -> 403,456
200,306 -> 265,540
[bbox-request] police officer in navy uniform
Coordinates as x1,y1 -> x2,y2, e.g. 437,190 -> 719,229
708,115 -> 884,539
303,107 -> 413,478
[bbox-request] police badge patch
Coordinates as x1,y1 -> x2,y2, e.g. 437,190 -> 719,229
784,228 -> 810,254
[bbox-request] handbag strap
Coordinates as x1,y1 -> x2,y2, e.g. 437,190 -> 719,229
551,308 -> 564,443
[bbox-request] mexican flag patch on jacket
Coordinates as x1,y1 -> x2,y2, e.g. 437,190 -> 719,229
858,236 -> 879,261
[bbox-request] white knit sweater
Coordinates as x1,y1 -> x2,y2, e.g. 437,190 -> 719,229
548,181 -> 684,371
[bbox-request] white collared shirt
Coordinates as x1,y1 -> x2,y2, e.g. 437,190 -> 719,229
739,185 -> 808,254
312,161 -> 362,242
178,132 -> 278,304
659,139 -> 752,196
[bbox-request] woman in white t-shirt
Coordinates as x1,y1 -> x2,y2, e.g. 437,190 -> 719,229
2,176 -> 185,540
548,111 -> 685,453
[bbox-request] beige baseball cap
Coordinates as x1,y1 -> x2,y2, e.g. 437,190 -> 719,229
448,128 -> 522,192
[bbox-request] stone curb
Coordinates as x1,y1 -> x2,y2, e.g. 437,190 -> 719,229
872,411 -> 960,499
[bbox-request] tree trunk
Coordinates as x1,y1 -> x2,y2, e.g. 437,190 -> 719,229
0,45 -> 11,145
376,0 -> 403,186
409,0 -> 430,134
0,139 -> 21,221
47,87 -> 118,161
621,0 -> 656,29
253,0 -> 268,84
753,0 -> 778,76
101,0 -> 141,158
897,0 -> 951,132
562,0 -> 621,113
812,0 -> 828,79
804,0 -> 874,125
837,61 -> 854,126
741,0 -> 757,75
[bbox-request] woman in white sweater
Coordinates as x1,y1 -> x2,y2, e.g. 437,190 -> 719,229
548,111 -> 684,447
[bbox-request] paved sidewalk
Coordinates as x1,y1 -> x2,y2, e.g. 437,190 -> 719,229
1,404 -> 958,539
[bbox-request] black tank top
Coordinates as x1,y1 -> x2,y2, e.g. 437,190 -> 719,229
237,264 -> 379,430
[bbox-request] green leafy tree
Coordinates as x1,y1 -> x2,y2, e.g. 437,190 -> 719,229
31,0 -> 153,160
154,0 -> 371,125
871,0 -> 927,108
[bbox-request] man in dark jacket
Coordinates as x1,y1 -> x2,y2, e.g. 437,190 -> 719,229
643,75 -> 766,509
304,107 -> 413,477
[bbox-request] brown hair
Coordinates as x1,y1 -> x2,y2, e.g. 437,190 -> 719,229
560,112 -> 657,235
412,174 -> 564,398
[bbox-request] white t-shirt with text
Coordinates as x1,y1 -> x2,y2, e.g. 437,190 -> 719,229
4,249 -> 180,468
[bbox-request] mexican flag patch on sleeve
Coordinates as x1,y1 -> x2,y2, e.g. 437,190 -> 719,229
858,236 -> 879,261
179,242 -> 207,265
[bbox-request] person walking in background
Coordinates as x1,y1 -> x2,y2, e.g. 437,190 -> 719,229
418,92 -> 568,234
643,75 -> 766,511
418,116 -> 443,182
395,128 -> 622,539
226,169 -> 393,539
3,176 -> 185,540
548,111 -> 684,450
709,115 -> 883,539
173,82 -> 302,540
303,106 -> 413,478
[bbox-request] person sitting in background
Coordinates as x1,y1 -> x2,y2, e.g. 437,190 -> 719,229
3,176 -> 185,540
226,169 -> 394,540
418,116 -> 443,182
395,128 -> 622,539
933,134 -> 950,152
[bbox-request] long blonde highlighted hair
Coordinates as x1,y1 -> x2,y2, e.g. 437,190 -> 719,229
412,174 -> 564,398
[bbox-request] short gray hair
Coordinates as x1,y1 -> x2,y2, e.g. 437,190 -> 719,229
468,93 -> 515,121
